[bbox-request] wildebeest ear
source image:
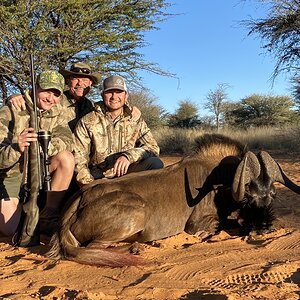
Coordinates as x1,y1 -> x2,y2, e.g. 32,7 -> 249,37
232,151 -> 261,201
258,151 -> 300,194
257,151 -> 283,181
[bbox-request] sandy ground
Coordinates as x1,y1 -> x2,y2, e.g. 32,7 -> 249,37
1,154 -> 300,300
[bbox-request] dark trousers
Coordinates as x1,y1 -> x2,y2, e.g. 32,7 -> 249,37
65,157 -> 164,200
127,157 -> 164,174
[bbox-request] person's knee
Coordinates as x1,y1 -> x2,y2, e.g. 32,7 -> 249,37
52,150 -> 75,172
139,157 -> 164,170
127,156 -> 164,174
63,151 -> 75,172
0,198 -> 21,237
148,157 -> 164,170
0,223 -> 18,237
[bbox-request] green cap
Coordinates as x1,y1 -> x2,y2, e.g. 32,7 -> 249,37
37,70 -> 65,95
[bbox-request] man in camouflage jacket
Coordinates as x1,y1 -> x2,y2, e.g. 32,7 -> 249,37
0,70 -> 74,236
58,62 -> 102,131
74,75 -> 163,186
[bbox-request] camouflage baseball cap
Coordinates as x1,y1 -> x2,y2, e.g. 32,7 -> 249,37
37,70 -> 65,95
102,75 -> 127,93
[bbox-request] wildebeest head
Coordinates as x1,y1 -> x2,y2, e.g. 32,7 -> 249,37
232,150 -> 300,206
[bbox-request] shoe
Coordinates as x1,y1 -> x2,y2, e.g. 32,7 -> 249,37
39,207 -> 60,236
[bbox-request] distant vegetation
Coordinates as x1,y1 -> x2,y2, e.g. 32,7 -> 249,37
129,89 -> 300,156
1,0 -> 299,158
153,126 -> 300,155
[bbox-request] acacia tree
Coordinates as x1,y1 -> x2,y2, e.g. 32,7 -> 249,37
223,94 -> 298,128
291,76 -> 300,110
128,89 -> 166,129
205,83 -> 229,131
167,100 -> 201,128
243,0 -> 300,110
244,0 -> 300,79
0,0 -> 172,101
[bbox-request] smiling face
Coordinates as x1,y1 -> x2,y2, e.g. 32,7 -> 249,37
102,89 -> 128,114
37,88 -> 61,111
68,76 -> 93,100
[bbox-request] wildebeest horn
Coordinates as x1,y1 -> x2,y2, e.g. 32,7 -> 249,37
232,151 -> 261,201
258,151 -> 300,194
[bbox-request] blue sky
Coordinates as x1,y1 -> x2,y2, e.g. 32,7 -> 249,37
137,0 -> 291,115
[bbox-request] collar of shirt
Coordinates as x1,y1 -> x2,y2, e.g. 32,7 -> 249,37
63,90 -> 91,107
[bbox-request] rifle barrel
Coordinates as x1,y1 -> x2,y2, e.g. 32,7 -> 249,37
29,54 -> 42,189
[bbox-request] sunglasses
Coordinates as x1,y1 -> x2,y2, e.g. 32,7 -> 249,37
70,67 -> 91,74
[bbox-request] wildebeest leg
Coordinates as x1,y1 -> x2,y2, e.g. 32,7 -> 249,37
86,240 -> 113,248
69,191 -> 147,248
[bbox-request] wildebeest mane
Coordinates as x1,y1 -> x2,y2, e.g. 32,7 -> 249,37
194,133 -> 246,156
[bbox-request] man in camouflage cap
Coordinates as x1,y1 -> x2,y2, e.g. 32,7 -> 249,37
74,75 -> 164,186
0,70 -> 74,237
9,62 -> 101,132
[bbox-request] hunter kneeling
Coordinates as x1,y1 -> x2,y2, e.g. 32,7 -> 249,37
74,75 -> 163,186
0,70 -> 74,238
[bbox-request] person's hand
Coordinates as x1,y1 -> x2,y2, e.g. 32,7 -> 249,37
10,94 -> 26,111
113,155 -> 130,177
17,128 -> 38,153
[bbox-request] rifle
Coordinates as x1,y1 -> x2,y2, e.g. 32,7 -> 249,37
15,55 -> 52,247
38,131 -> 51,191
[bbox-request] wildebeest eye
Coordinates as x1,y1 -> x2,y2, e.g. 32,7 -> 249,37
244,184 -> 250,194
248,181 -> 259,195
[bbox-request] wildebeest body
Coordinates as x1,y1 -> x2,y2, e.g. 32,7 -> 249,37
48,134 -> 300,267
62,156 -> 227,245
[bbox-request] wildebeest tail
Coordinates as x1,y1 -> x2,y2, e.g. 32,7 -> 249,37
64,245 -> 148,267
47,229 -> 147,267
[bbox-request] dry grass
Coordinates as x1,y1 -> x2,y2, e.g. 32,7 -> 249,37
153,126 -> 300,155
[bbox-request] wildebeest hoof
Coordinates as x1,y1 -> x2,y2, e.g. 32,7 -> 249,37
243,230 -> 268,242
129,241 -> 140,255
251,227 -> 276,237
193,230 -> 213,241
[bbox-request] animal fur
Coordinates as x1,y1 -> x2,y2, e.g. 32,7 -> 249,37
47,134 -> 300,267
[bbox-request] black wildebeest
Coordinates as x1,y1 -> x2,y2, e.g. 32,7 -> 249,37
47,134 -> 300,267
